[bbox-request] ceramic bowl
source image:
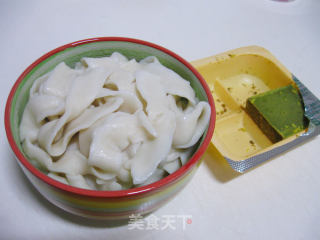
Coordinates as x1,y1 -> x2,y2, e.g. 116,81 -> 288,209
5,37 -> 215,219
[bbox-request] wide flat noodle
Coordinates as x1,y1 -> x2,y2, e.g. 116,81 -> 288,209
48,173 -> 69,185
162,159 -> 181,174
44,97 -> 122,157
39,62 -> 78,99
28,94 -> 65,123
90,167 -> 116,181
20,104 -> 40,143
136,168 -> 167,187
173,102 -> 211,148
97,88 -> 142,114
131,112 -> 176,184
66,174 -> 91,189
30,72 -> 50,97
105,70 -> 135,92
49,148 -> 89,175
22,139 -> 52,169
81,52 -> 128,69
38,67 -> 112,156
140,56 -> 196,105
135,70 -> 170,120
88,112 -> 147,173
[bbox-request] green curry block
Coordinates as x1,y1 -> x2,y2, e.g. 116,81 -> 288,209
246,85 -> 308,143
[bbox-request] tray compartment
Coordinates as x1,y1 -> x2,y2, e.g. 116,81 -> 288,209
213,112 -> 272,160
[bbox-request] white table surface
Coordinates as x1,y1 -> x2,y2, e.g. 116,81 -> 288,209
1,0 -> 320,239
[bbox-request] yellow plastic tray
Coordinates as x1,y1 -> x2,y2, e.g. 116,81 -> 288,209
192,46 -> 307,162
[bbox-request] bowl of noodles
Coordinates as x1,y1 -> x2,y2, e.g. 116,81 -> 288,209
5,37 -> 215,219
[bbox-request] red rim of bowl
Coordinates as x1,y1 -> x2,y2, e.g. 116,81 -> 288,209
4,37 -> 216,198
